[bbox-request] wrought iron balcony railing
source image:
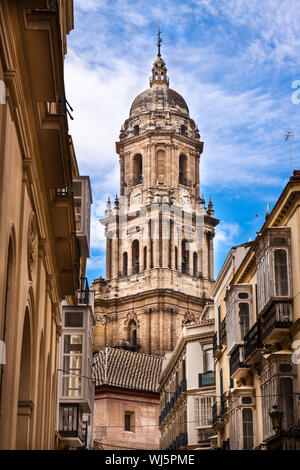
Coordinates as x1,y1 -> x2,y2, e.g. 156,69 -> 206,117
230,346 -> 246,377
261,301 -> 293,342
244,321 -> 263,362
198,371 -> 216,388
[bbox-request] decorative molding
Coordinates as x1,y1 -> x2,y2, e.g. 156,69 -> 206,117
182,310 -> 197,326
95,313 -> 118,326
124,311 -> 140,328
27,213 -> 37,281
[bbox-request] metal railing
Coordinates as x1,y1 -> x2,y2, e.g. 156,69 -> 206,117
230,346 -> 245,377
198,371 -> 216,388
78,277 -> 89,305
159,378 -> 187,425
244,321 -> 262,361
261,301 -> 293,342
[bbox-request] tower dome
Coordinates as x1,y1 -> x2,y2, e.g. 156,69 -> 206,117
129,87 -> 189,117
129,32 -> 189,118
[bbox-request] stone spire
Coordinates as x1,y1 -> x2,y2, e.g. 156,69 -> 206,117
150,30 -> 169,88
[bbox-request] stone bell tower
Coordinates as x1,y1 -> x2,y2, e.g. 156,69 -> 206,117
92,36 -> 219,356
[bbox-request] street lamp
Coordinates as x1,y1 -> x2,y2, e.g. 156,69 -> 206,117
269,405 -> 284,433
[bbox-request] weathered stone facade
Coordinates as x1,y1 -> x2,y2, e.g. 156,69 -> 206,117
92,48 -> 219,356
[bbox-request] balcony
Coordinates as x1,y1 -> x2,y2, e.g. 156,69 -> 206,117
212,399 -> 226,431
198,371 -> 216,388
159,378 -> 187,425
78,277 -> 89,305
59,404 -> 84,448
213,332 -> 222,357
221,318 -> 227,346
244,321 -> 264,364
261,301 -> 293,344
179,175 -> 192,187
230,346 -> 249,380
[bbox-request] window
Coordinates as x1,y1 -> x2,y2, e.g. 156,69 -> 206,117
128,320 -> 137,347
175,246 -> 178,271
62,334 -> 83,398
242,408 -> 254,450
182,240 -> 189,274
274,249 -> 288,296
143,246 -> 147,270
124,411 -> 135,432
205,349 -> 214,372
123,252 -> 128,276
193,252 -> 198,277
133,125 -> 139,136
195,396 -> 214,427
133,154 -> 142,184
181,125 -> 187,135
65,311 -> 83,328
239,303 -> 250,339
132,240 -> 139,274
179,154 -> 187,184
280,377 -> 294,430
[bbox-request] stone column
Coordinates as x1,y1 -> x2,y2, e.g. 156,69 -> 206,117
162,215 -> 170,268
111,234 -> 119,278
147,217 -> 152,269
120,154 -> 125,196
208,232 -> 214,280
106,230 -> 111,279
151,144 -> 156,186
128,238 -> 133,275
153,215 -> 160,268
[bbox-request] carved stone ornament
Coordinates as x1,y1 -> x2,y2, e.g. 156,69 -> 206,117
27,214 -> 37,280
124,311 -> 140,328
182,311 -> 196,326
95,313 -> 117,325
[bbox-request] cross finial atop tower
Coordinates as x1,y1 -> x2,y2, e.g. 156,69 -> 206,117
157,28 -> 162,57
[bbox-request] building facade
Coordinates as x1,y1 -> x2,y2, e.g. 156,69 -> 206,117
92,44 -> 219,357
213,171 -> 300,450
93,347 -> 162,450
159,304 -> 216,450
0,0 -> 90,449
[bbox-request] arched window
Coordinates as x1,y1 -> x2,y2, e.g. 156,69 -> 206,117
0,237 -> 14,408
179,154 -> 187,185
175,246 -> 178,271
181,125 -> 187,136
143,246 -> 147,270
193,252 -> 198,277
133,125 -> 139,136
123,252 -> 128,277
274,249 -> 288,296
182,240 -> 189,274
132,240 -> 139,274
16,309 -> 32,448
128,320 -> 137,347
133,154 -> 142,185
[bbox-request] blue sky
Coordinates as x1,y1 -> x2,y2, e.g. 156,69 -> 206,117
64,0 -> 300,285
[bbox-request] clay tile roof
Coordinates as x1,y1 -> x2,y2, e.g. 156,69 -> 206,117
93,347 -> 163,393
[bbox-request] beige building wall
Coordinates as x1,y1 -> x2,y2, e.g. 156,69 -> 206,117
0,0 -> 80,449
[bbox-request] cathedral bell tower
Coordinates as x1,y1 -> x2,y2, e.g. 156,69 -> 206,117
92,35 -> 219,356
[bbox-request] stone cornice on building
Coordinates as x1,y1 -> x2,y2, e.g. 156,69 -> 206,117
94,286 -> 211,308
94,386 -> 159,404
